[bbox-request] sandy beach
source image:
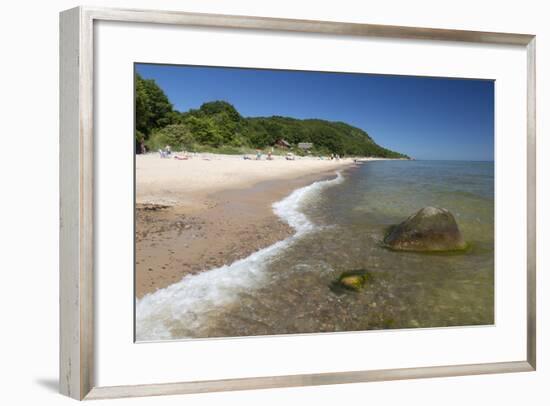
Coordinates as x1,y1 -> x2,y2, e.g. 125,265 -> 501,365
136,153 -> 359,298
136,153 -> 357,208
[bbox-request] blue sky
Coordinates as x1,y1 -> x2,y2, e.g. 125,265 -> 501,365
136,64 -> 494,161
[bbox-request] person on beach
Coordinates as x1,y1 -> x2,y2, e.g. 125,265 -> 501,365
256,150 -> 262,160
174,151 -> 190,160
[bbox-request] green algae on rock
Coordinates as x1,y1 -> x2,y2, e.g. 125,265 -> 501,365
332,270 -> 373,292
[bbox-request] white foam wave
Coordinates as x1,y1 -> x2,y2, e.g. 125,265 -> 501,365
135,172 -> 344,341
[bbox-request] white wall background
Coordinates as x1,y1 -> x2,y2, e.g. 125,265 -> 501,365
0,0 -> 546,404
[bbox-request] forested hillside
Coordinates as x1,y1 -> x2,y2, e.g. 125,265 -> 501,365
135,73 -> 408,158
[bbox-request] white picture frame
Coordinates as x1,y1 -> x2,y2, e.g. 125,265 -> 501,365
59,6 -> 536,400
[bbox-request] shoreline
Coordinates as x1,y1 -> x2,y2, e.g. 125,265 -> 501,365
136,158 -> 495,340
135,155 -> 359,298
136,152 -> 360,209
135,171 -> 347,340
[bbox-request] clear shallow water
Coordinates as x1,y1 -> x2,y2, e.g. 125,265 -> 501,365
136,160 -> 494,341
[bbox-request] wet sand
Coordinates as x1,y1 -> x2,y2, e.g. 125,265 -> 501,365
135,170 -> 343,298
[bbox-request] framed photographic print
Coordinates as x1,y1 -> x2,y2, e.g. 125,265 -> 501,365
60,6 -> 536,400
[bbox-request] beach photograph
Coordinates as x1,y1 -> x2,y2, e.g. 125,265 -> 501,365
134,64 -> 494,342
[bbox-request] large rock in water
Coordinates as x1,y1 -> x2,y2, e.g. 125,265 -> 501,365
384,207 -> 467,252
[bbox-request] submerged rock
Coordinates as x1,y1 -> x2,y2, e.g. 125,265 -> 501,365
333,270 -> 372,292
384,207 -> 467,252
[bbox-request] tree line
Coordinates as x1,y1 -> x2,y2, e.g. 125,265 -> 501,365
135,73 -> 409,158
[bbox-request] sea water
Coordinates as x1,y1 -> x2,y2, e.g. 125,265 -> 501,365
136,160 -> 494,341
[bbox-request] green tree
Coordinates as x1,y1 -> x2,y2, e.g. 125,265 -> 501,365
146,124 -> 196,151
135,73 -> 174,140
184,116 -> 223,147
